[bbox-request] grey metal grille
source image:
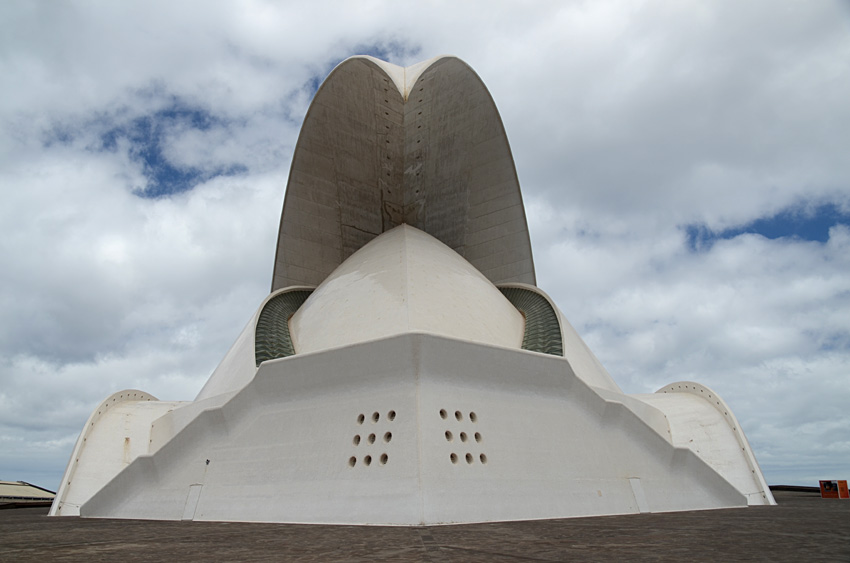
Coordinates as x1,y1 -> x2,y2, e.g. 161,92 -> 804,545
499,287 -> 563,356
254,290 -> 313,366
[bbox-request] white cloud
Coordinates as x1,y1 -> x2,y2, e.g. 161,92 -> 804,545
1,0 -> 848,488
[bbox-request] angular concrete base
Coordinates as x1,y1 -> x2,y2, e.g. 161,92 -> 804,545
81,333 -> 745,524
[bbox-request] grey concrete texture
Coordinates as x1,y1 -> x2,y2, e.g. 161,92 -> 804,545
272,56 -> 536,291
3,491 -> 848,561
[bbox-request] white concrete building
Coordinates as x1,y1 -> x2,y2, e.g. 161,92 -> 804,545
50,56 -> 774,524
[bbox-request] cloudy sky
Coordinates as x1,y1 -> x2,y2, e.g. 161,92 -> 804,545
2,1 -> 848,490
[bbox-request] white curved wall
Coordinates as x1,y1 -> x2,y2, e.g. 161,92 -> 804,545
633,381 -> 776,506
49,390 -> 186,516
194,316 -> 258,402
290,225 -> 524,355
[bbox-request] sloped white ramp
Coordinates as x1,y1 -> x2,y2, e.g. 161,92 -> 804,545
81,334 -> 744,524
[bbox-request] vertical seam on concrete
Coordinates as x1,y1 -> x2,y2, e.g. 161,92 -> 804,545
401,226 -> 411,330
413,334 -> 424,525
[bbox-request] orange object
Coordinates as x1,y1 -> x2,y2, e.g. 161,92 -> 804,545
819,480 -> 849,499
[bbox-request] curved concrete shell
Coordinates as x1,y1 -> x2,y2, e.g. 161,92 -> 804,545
271,56 -> 536,290
51,55 -> 775,525
290,225 -> 525,355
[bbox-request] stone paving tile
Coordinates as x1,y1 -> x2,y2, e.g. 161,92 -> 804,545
1,492 -> 848,562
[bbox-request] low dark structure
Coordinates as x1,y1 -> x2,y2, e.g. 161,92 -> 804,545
0,481 -> 55,509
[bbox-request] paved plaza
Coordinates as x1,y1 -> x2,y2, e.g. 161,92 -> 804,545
1,490 -> 847,561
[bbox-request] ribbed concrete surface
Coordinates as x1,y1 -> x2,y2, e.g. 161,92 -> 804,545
272,56 -> 536,291
2,491 -> 847,561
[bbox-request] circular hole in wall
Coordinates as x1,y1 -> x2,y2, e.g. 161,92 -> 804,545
357,414 -> 365,424
469,412 -> 478,422
388,410 -> 396,421
384,432 -> 392,443
465,453 -> 473,464
474,432 -> 482,443
372,412 -> 380,423
479,453 -> 488,464
364,455 -> 372,466
368,433 -> 376,444
380,453 -> 388,465
455,411 -> 462,421
353,435 -> 361,446
445,430 -> 453,442
439,409 -> 447,419
450,453 -> 458,464
460,432 -> 468,443
348,457 -> 356,467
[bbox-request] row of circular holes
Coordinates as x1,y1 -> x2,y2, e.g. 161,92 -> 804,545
351,451 -> 486,466
381,88 -> 396,179
357,410 -> 395,424
354,432 -> 391,446
357,410 -> 477,425
381,83 -> 426,177
381,79 -> 426,178
451,452 -> 487,465
441,409 -> 477,422
445,430 -> 480,443
349,453 -> 387,467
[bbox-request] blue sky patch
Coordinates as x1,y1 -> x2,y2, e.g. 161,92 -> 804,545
685,203 -> 850,251
96,101 -> 246,198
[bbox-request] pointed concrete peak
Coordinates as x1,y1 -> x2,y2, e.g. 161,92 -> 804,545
350,55 -> 452,100
401,55 -> 450,99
